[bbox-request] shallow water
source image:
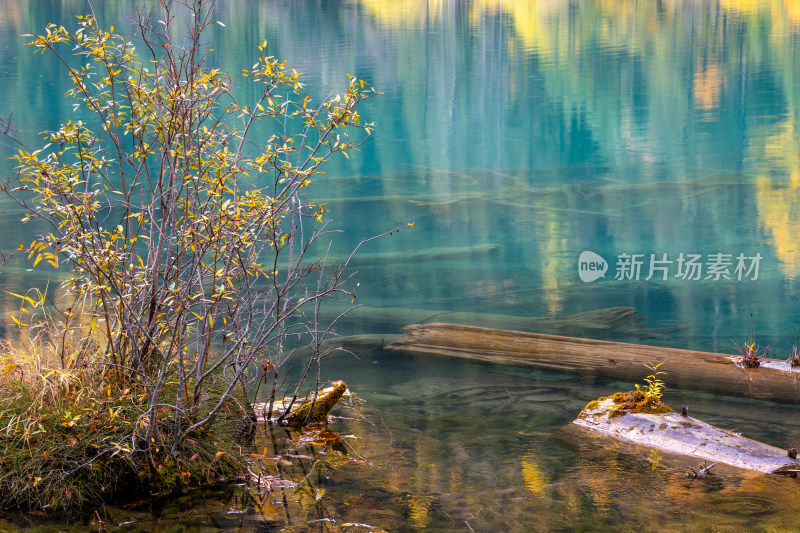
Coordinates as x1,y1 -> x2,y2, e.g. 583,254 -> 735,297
2,0 -> 800,530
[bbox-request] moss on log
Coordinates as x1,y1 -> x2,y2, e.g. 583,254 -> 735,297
385,323 -> 800,404
286,381 -> 348,427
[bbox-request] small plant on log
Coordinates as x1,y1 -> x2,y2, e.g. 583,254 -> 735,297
736,341 -> 768,368
735,317 -> 768,368
607,363 -> 672,417
788,329 -> 800,367
643,362 -> 666,399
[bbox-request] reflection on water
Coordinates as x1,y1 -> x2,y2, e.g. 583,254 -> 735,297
309,351 -> 800,532
1,0 -> 800,530
2,0 -> 800,349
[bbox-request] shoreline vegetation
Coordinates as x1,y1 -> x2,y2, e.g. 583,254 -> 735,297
0,0 -> 404,514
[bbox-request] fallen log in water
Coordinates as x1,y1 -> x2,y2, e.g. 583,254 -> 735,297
572,398 -> 800,475
329,305 -> 687,340
254,381 -> 349,427
342,243 -> 502,266
384,323 -> 800,404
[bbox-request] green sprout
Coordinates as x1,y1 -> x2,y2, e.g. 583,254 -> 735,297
643,362 -> 666,400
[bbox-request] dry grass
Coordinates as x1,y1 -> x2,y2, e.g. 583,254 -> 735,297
0,300 -> 242,512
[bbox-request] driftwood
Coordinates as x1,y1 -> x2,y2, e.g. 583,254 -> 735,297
384,323 -> 800,404
254,381 -> 349,427
573,398 -> 800,475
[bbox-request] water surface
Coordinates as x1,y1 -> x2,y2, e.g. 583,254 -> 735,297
2,0 -> 800,530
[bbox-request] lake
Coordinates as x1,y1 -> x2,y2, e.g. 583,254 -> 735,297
2,0 -> 800,530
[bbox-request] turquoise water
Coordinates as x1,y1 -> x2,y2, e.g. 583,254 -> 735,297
2,1 -> 800,352
2,0 -> 800,530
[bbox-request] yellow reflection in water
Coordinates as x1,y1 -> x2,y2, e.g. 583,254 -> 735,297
720,0 -> 800,18
693,62 -> 726,112
471,0 -> 563,59
753,120 -> 800,277
353,0 -> 447,27
536,218 -> 567,316
721,0 -> 800,28
521,447 -> 548,494
720,0 -> 771,12
408,493 -> 432,529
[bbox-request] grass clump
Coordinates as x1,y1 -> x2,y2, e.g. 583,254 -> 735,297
736,318 -> 768,368
0,306 -> 242,512
788,331 -> 800,367
737,341 -> 767,368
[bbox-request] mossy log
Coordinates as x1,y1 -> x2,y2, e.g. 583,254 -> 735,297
254,381 -> 349,428
573,398 -> 800,475
384,323 -> 800,404
286,381 -> 347,427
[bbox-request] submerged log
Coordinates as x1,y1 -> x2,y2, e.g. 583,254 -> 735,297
343,243 -> 501,266
573,397 -> 800,475
330,305 -> 686,340
384,323 -> 800,404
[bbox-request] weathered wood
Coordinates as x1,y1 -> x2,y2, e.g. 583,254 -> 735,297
385,323 -> 800,404
286,381 -> 348,427
254,381 -> 349,427
573,398 -> 800,474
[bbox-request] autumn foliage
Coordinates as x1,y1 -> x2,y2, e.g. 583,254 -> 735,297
1,0 -> 384,510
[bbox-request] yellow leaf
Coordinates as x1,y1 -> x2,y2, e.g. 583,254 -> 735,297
6,291 -> 37,306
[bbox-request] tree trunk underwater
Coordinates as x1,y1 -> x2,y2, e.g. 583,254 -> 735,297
383,323 -> 800,404
329,305 -> 688,340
